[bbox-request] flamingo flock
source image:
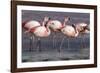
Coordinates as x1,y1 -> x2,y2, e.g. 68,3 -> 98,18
22,16 -> 90,53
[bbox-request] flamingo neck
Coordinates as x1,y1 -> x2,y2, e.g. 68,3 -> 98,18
75,29 -> 79,37
63,18 -> 69,26
45,23 -> 51,32
42,17 -> 49,26
71,24 -> 79,37
46,27 -> 50,32
63,21 -> 66,26
22,21 -> 30,30
42,20 -> 45,26
45,20 -> 51,27
22,20 -> 29,27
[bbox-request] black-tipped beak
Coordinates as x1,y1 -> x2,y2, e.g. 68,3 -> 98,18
85,25 -> 90,31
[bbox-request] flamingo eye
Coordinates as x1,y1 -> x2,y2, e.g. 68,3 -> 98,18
51,23 -> 54,25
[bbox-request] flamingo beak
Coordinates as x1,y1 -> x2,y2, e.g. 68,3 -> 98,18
85,25 -> 90,31
44,17 -> 51,27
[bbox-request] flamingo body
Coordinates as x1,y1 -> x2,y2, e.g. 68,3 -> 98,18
61,17 -> 79,37
61,25 -> 79,37
47,20 -> 62,31
23,20 -> 41,31
32,26 -> 51,37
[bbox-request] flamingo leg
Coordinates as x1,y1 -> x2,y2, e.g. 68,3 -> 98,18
83,35 -> 85,48
67,37 -> 70,51
78,35 -> 84,58
53,32 -> 56,50
29,34 -> 33,52
81,35 -> 85,49
37,38 -> 41,52
32,34 -> 35,52
81,35 -> 85,55
59,36 -> 65,53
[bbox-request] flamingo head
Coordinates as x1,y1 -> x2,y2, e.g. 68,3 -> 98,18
76,23 -> 90,34
64,17 -> 70,22
80,24 -> 90,34
22,20 -> 29,27
44,16 -> 51,22
63,17 -> 70,26
44,17 -> 51,27
84,24 -> 90,31
80,24 -> 90,32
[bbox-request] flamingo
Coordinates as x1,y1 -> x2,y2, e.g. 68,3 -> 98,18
61,21 -> 90,54
22,20 -> 41,33
59,17 -> 79,54
29,17 -> 51,52
75,22 -> 90,34
61,17 -> 79,38
75,23 -> 90,49
61,18 -> 90,47
22,20 -> 41,52
47,19 -> 63,50
75,23 -> 90,56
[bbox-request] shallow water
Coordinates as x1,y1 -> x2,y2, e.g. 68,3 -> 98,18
22,48 -> 90,62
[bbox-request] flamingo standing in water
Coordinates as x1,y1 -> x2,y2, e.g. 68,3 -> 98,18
75,22 -> 90,49
60,20 -> 89,53
22,20 -> 41,51
29,17 -> 51,52
47,19 -> 63,50
60,17 -> 79,53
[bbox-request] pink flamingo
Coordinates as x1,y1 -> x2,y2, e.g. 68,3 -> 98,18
22,20 -> 41,33
61,17 -> 79,38
22,20 -> 41,52
31,17 -> 51,37
75,22 -> 89,34
29,17 -> 51,52
59,17 -> 79,53
61,19 -> 89,37
75,22 -> 90,49
60,20 -> 89,52
47,19 -> 63,50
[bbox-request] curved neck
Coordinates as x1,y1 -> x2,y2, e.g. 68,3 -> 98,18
74,27 -> 79,37
42,17 -> 49,26
63,20 -> 66,26
22,20 -> 29,27
75,30 -> 79,37
45,25 -> 50,32
42,20 -> 46,26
